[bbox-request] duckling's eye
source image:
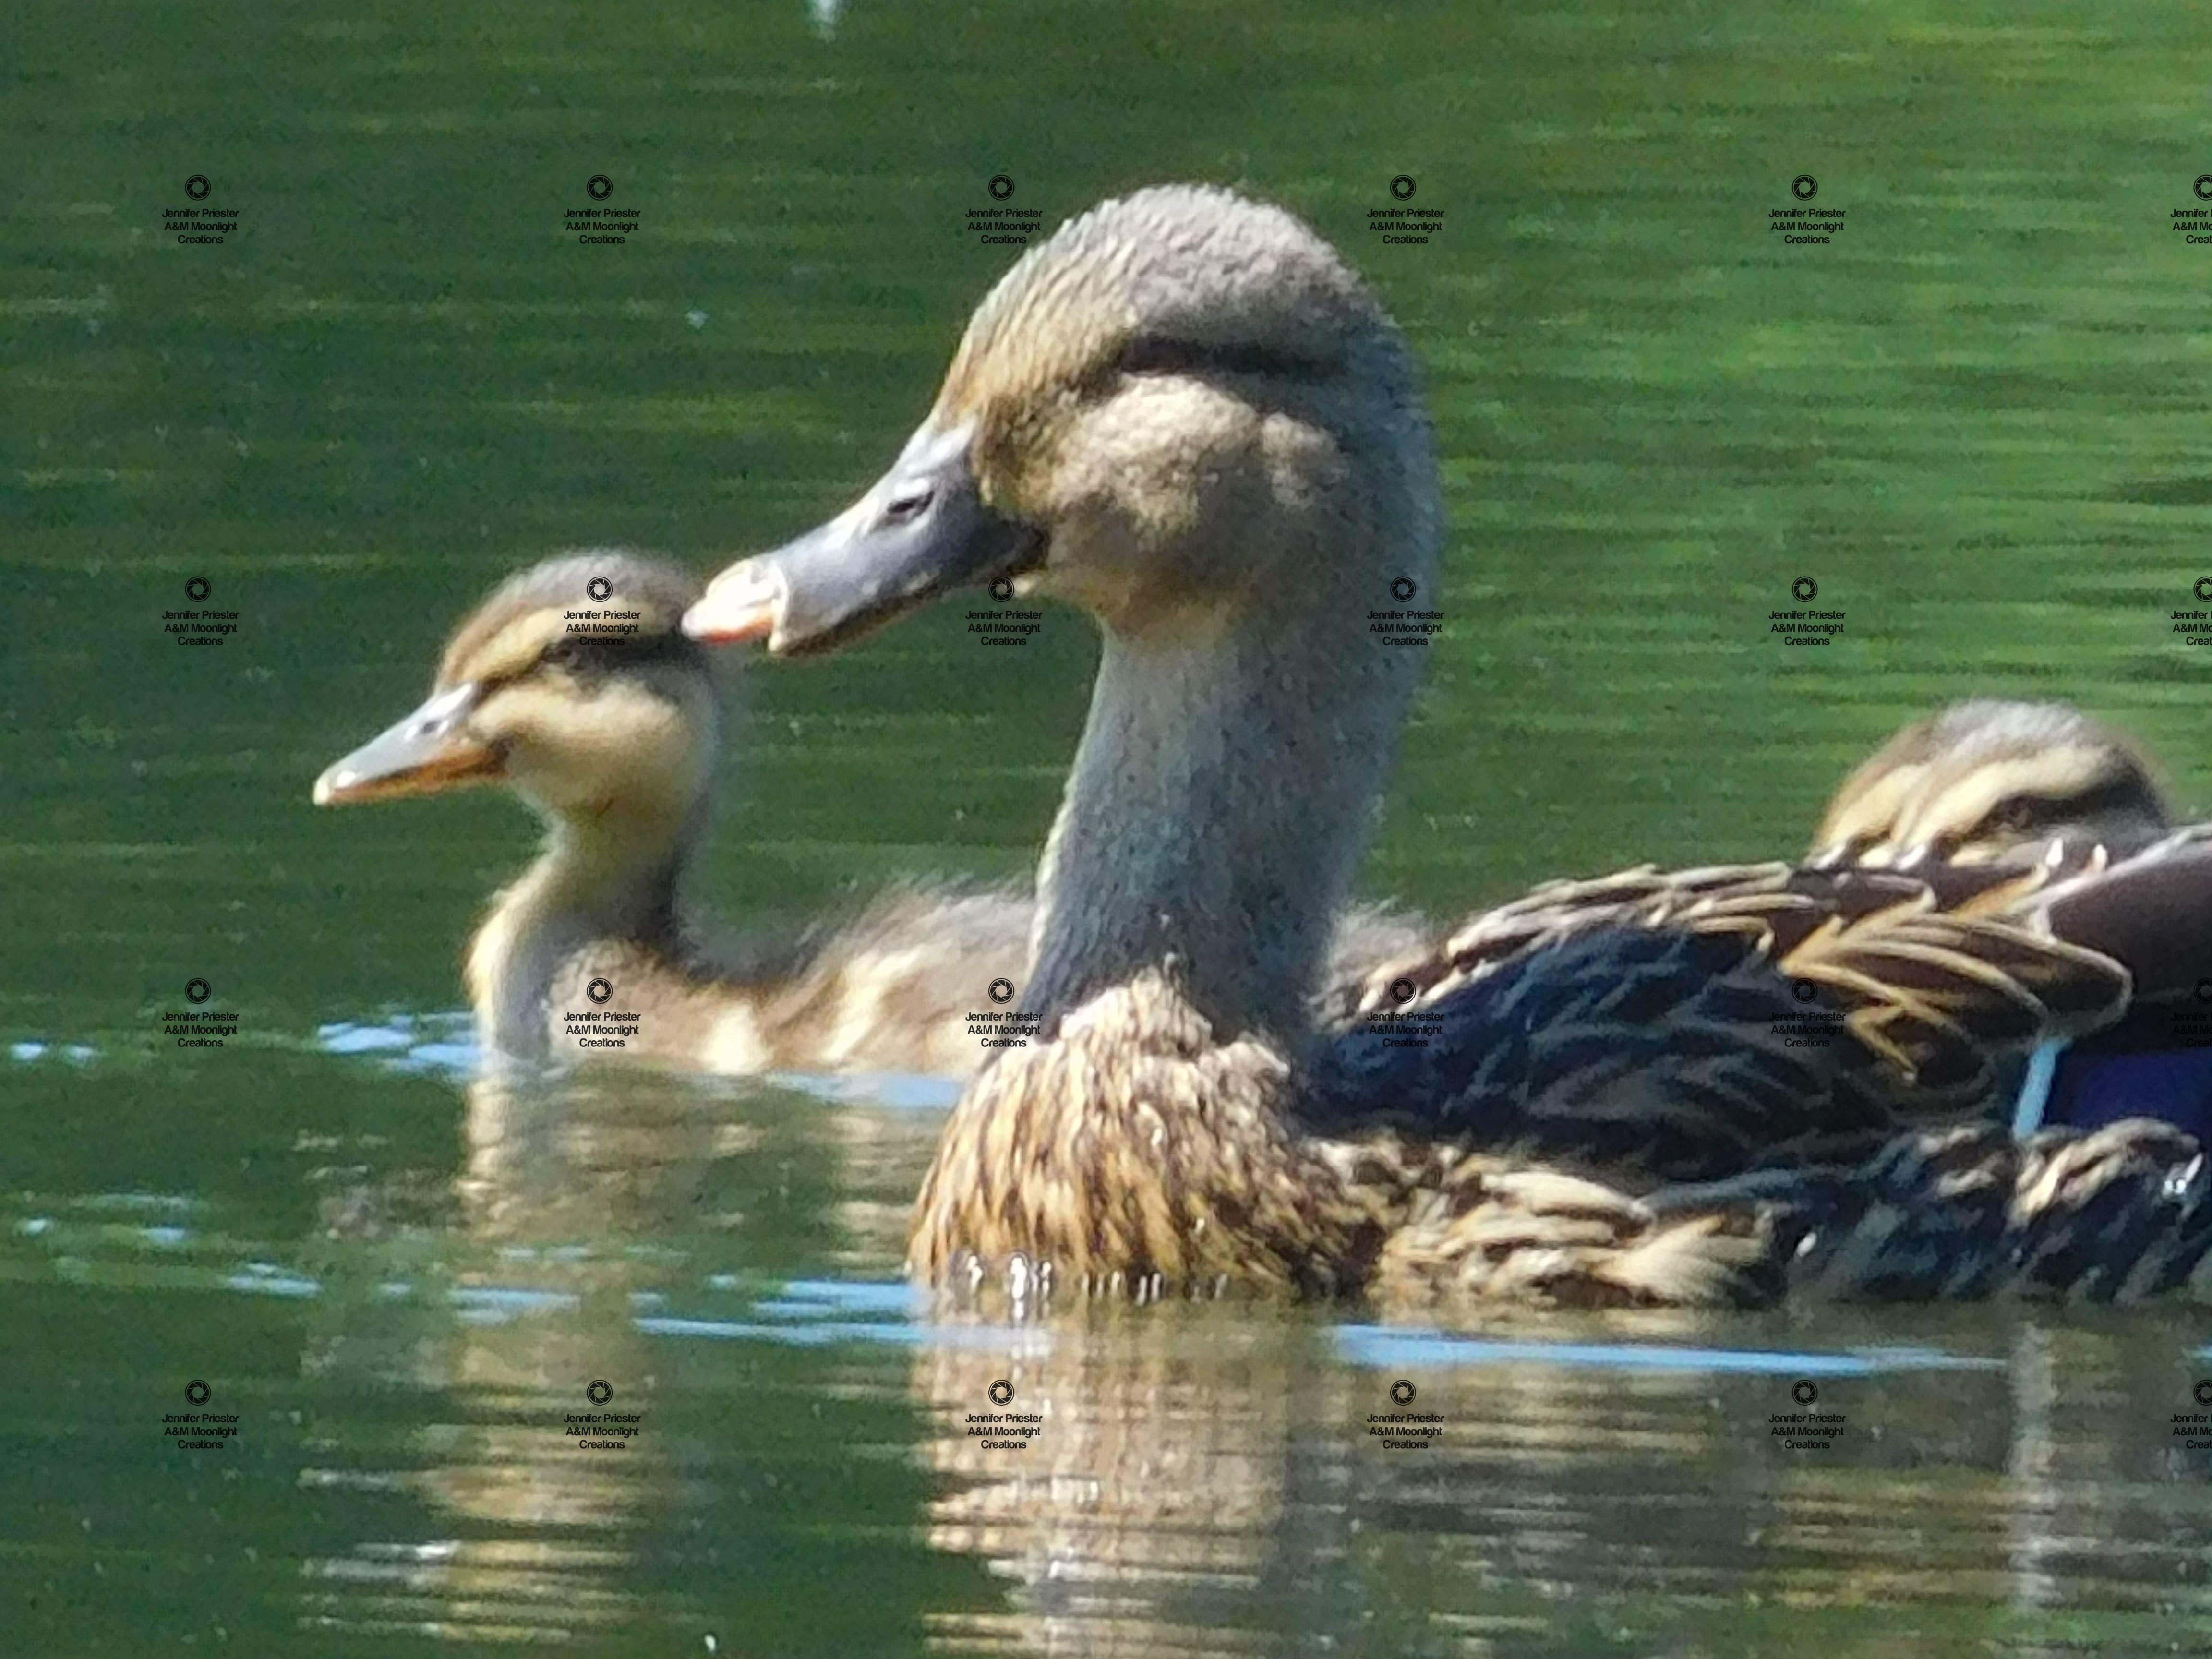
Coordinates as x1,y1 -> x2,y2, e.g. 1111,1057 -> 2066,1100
532,630 -> 697,680
1897,828 -> 1960,870
882,481 -> 935,525
535,634 -> 622,680
1979,799 -> 2041,837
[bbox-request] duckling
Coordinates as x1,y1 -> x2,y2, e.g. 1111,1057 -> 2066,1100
1810,698 -> 2212,1145
684,186 -> 2179,1306
314,551 -> 1034,1075
1812,698 -> 2172,872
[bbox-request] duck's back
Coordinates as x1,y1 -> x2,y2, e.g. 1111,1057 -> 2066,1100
1310,860 -> 2132,1184
542,884 -> 1033,1079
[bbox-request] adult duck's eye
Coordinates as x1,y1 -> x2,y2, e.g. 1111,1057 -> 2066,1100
882,481 -> 934,524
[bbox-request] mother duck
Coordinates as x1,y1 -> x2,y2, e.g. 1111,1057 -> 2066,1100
685,184 -> 2205,1305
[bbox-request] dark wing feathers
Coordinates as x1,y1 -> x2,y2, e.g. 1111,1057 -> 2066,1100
1343,845 -> 2212,1309
1318,860 -> 2129,1185
2038,825 -> 2212,1005
1313,925 -> 1910,1181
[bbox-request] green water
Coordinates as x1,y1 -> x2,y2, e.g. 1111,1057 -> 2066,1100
8,0 -> 2212,1652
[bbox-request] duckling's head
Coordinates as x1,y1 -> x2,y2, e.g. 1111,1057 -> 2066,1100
687,183 -> 1439,649
1811,699 -> 2170,869
314,552 -> 715,830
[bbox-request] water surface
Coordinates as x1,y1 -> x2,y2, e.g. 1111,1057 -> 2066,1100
8,1 -> 2212,1652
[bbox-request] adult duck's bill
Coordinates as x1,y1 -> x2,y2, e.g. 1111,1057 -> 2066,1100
312,682 -> 500,805
684,421 -> 1044,656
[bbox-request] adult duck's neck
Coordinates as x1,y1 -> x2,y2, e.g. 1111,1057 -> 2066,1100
468,797 -> 698,1058
1025,601 -> 1425,1048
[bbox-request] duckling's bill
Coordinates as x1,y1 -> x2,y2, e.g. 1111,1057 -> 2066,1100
685,421 -> 1043,655
312,682 -> 501,805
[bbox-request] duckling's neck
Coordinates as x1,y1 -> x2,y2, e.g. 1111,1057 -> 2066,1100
468,796 -> 700,1058
1027,595 -> 1424,1048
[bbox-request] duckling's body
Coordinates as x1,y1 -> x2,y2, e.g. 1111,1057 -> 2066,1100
510,881 -> 1036,1078
687,188 -> 2206,1306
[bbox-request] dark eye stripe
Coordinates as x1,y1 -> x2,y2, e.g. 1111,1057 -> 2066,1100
540,628 -> 701,677
1981,777 -> 2153,836
1117,335 -> 1333,383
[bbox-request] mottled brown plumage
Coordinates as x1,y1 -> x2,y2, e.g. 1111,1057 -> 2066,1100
1644,1115 -> 2212,1305
1329,860 -> 2128,1169
911,973 -> 1395,1298
695,188 -> 2175,1308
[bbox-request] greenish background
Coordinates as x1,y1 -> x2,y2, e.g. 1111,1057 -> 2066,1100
6,1 -> 2212,1653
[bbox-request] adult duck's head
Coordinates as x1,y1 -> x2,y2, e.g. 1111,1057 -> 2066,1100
686,182 -> 1440,652
689,184 -> 1443,1044
1811,699 -> 2170,871
315,551 -> 716,842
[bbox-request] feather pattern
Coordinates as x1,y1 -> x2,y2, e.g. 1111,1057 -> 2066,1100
717,189 -> 2199,1309
1312,863 -> 2129,1182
